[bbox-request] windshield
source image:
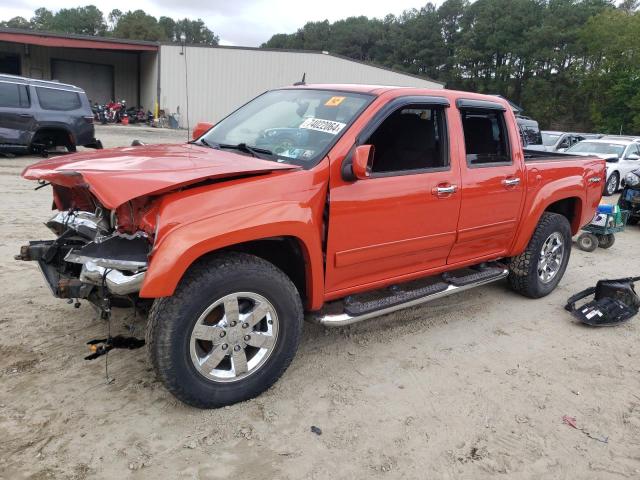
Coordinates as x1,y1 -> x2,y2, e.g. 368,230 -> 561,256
565,141 -> 625,157
198,89 -> 372,167
541,133 -> 561,146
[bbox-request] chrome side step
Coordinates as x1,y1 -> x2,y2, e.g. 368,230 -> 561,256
311,268 -> 509,327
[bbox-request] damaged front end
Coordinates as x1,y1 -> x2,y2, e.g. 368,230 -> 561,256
16,209 -> 151,313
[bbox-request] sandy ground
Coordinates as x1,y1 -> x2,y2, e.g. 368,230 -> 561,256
1,124 -> 639,479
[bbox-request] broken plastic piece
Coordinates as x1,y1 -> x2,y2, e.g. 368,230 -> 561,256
565,276 -> 640,326
85,335 -> 145,360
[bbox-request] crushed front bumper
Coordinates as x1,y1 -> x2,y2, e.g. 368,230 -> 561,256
16,240 -> 147,299
16,211 -> 150,302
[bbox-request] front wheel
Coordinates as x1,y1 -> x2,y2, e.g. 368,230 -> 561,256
604,172 -> 619,196
508,212 -> 572,298
147,253 -> 303,408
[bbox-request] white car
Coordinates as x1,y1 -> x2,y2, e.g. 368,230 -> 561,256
565,137 -> 640,196
536,131 -> 601,152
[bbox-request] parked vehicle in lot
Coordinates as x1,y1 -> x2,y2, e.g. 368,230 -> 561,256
564,137 -> 640,196
618,167 -> 640,225
0,74 -> 101,154
538,131 -> 601,153
516,115 -> 543,148
17,85 -> 604,408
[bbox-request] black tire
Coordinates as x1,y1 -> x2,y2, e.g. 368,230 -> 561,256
147,252 -> 303,408
604,172 -> 619,196
627,216 -> 639,226
508,212 -> 572,298
597,233 -> 615,249
577,232 -> 598,252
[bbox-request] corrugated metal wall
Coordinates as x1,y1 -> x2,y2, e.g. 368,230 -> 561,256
159,45 -> 443,128
0,42 -> 140,106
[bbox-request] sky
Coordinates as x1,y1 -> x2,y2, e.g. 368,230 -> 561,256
1,0 -> 431,47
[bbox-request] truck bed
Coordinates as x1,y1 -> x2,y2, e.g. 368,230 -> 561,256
523,149 -> 584,161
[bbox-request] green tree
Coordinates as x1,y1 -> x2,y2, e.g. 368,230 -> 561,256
174,18 -> 219,45
30,8 -> 54,30
0,17 -> 32,29
158,16 -> 176,41
111,10 -> 166,41
108,9 -> 123,30
49,5 -> 107,35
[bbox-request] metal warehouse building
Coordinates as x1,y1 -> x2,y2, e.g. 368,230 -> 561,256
0,28 -> 444,128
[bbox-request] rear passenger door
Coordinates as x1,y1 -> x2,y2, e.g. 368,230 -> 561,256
448,99 -> 525,264
0,80 -> 33,146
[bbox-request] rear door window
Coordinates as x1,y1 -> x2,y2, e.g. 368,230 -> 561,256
36,87 -> 81,111
460,109 -> 511,166
0,82 -> 30,108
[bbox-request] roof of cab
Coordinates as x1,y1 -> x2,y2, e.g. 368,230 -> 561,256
285,84 -> 515,111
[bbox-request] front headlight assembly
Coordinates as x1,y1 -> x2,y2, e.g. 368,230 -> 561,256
625,172 -> 640,187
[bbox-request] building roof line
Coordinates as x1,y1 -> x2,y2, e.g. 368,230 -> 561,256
0,27 -> 444,86
0,27 -> 158,48
160,42 -> 445,86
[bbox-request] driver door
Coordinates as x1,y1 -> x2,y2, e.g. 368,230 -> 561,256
325,98 -> 461,295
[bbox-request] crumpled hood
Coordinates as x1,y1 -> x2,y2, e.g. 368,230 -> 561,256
22,143 -> 298,209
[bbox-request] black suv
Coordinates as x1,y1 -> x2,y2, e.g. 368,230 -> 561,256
0,74 -> 101,154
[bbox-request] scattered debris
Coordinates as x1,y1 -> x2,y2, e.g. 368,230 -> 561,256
565,276 -> 640,326
85,335 -> 145,361
562,415 -> 608,443
311,426 -> 322,435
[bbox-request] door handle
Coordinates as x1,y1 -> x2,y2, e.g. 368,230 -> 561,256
502,177 -> 521,187
18,113 -> 32,118
432,184 -> 458,196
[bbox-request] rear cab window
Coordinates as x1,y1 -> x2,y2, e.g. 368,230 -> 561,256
0,82 -> 30,108
460,108 -> 511,166
36,87 -> 81,111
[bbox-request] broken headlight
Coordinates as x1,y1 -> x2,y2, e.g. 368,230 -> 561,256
625,172 -> 640,187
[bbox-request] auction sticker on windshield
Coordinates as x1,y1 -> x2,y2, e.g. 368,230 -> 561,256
325,96 -> 346,107
299,118 -> 346,135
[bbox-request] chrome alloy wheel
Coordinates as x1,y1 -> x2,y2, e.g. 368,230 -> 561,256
605,174 -> 618,196
538,232 -> 565,284
189,292 -> 278,383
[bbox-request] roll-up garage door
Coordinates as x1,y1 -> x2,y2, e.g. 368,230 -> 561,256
51,59 -> 114,104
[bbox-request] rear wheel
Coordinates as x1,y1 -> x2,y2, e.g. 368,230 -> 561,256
508,212 -> 572,298
604,172 -> 619,196
147,252 -> 303,408
31,129 -> 75,154
596,233 -> 615,249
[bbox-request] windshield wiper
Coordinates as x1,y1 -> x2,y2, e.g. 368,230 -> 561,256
215,142 -> 274,158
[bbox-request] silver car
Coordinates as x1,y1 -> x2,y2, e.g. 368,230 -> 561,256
565,137 -> 640,196
539,131 -> 601,153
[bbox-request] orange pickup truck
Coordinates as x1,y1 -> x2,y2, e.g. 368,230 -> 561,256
18,85 -> 605,408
